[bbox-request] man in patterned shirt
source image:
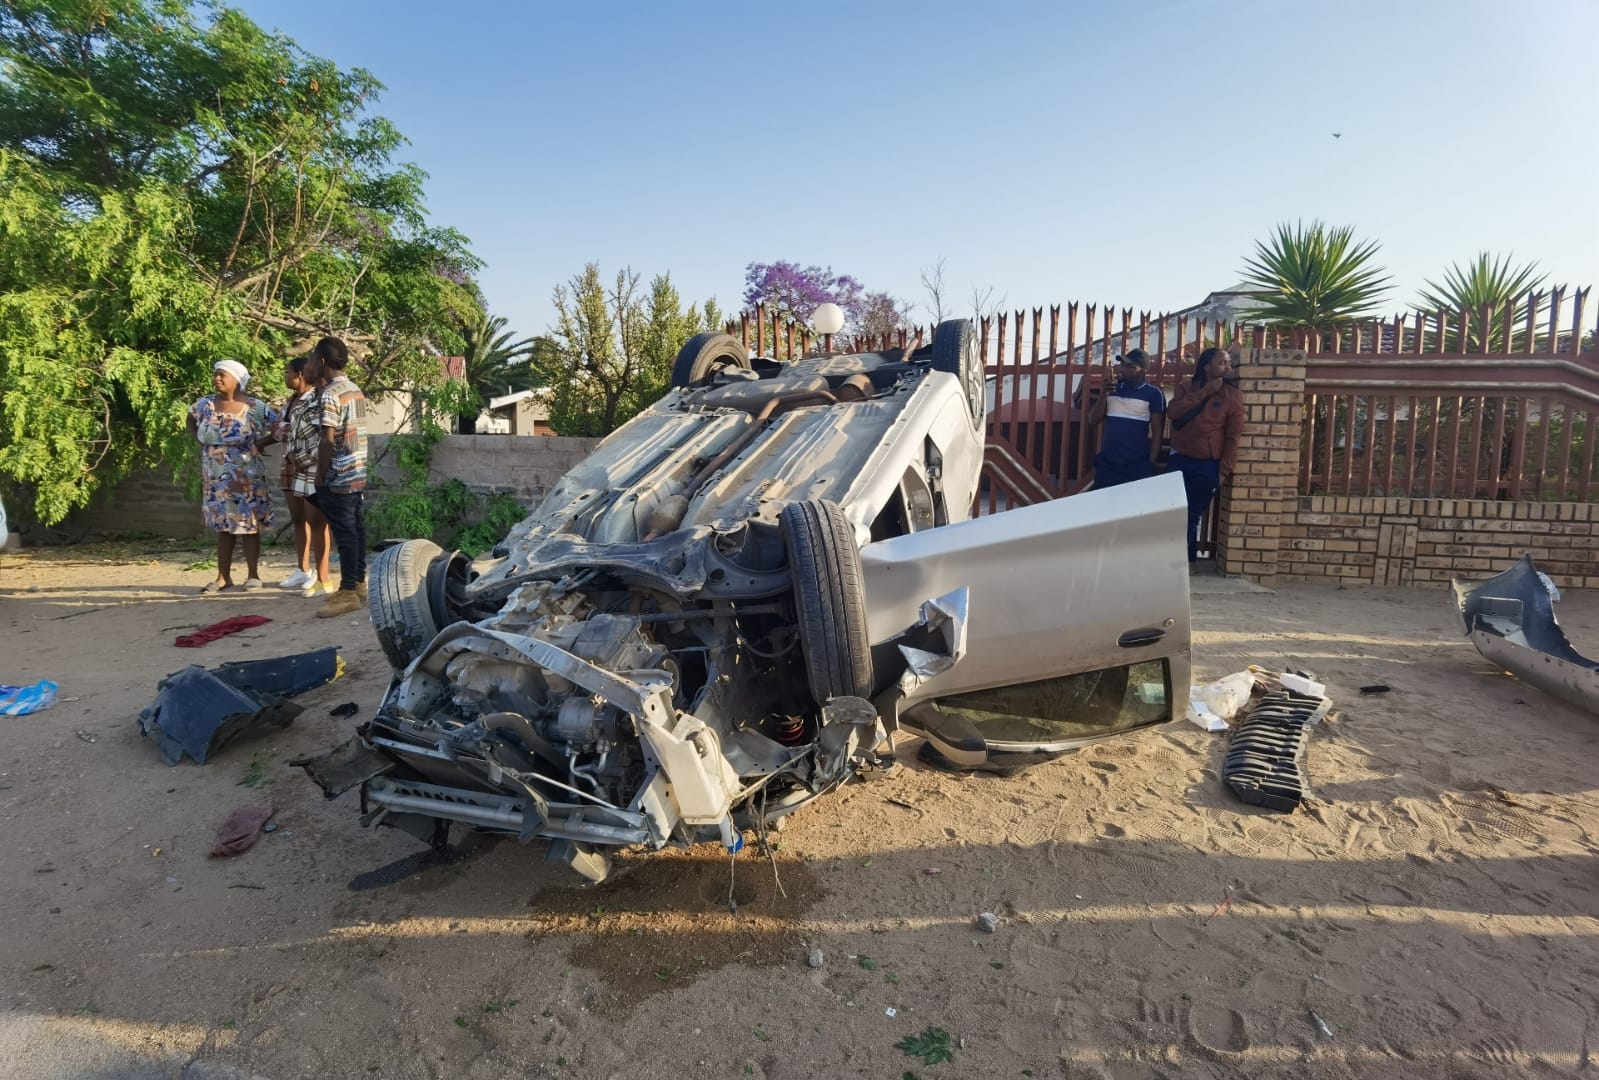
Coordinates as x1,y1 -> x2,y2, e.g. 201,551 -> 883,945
304,336 -> 369,618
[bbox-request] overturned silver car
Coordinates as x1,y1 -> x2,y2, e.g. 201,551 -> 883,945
300,321 -> 1193,880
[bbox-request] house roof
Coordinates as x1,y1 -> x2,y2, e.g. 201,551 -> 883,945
487,388 -> 551,412
442,355 -> 466,379
1048,287 -> 1265,364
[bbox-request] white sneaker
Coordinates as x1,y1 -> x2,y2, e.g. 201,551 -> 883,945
280,569 -> 312,589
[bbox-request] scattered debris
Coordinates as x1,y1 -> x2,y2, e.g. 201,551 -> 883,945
238,760 -> 273,789
885,1007 -> 898,1018
1358,684 -> 1391,695
807,948 -> 825,969
1455,554 -> 1599,716
858,956 -> 879,971
0,680 -> 59,716
74,730 -> 96,743
175,615 -> 271,648
262,822 -> 279,833
1204,890 -> 1234,925
209,805 -> 274,858
976,912 -> 999,933
138,648 -> 339,765
1187,671 -> 1258,731
1310,1011 -> 1335,1040
1222,688 -> 1334,813
896,1026 -> 955,1066
1279,671 -> 1326,698
923,867 -> 942,876
329,701 -> 360,718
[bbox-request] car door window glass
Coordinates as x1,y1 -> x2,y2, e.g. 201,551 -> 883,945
934,660 -> 1170,744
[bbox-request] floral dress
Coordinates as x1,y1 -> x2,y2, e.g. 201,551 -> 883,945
190,395 -> 280,534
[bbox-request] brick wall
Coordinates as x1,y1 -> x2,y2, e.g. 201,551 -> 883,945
1217,349 -> 1599,588
67,434 -> 602,541
1215,350 -> 1305,584
1281,497 -> 1598,587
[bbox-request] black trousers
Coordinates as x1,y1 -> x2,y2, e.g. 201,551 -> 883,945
310,488 -> 366,590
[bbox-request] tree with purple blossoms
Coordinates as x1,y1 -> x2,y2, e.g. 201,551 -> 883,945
742,261 -> 909,340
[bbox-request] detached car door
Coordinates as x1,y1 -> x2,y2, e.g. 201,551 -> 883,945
860,471 -> 1191,753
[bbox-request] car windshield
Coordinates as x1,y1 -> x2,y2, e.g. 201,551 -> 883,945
934,659 -> 1171,746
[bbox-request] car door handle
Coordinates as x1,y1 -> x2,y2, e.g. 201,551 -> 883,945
1118,627 -> 1166,648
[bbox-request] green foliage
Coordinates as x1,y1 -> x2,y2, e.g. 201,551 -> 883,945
454,493 -> 524,557
364,432 -> 523,554
546,263 -> 712,436
1416,253 -> 1549,352
1240,220 -> 1391,330
0,0 -> 480,523
896,1027 -> 955,1066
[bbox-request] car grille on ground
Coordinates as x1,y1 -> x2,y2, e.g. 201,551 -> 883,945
1222,689 -> 1333,813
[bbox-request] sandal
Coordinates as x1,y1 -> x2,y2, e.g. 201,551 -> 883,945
242,578 -> 264,591
199,580 -> 232,595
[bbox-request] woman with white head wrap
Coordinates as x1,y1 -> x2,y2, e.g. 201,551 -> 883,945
184,359 -> 282,593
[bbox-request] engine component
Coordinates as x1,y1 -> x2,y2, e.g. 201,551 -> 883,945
555,697 -> 623,746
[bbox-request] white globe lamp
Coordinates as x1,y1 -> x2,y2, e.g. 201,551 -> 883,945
811,302 -> 845,353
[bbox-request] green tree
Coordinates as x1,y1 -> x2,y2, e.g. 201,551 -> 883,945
0,0 -> 479,522
1416,253 -> 1549,352
546,264 -> 706,436
1240,220 -> 1391,333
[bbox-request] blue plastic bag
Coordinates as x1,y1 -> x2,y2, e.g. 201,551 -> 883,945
0,680 -> 59,716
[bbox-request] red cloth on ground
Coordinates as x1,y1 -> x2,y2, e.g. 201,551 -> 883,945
175,615 -> 271,648
210,805 -> 274,857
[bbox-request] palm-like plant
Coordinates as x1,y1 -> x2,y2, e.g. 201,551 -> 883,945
1416,253 -> 1548,352
456,313 -> 541,425
1240,221 -> 1391,332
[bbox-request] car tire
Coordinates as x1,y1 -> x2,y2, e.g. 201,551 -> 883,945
931,318 -> 984,423
671,332 -> 751,389
779,499 -> 873,704
369,538 -> 443,672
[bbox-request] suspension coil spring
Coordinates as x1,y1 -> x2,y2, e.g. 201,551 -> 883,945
770,715 -> 806,746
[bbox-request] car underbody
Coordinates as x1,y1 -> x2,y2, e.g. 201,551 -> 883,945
299,323 -> 1193,881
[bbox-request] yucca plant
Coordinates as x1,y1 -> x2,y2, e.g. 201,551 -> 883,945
1416,253 -> 1549,352
1240,221 -> 1392,335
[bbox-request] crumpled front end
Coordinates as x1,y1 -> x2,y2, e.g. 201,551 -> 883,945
298,577 -> 899,880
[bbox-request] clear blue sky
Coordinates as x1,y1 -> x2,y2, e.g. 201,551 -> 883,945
237,0 -> 1597,341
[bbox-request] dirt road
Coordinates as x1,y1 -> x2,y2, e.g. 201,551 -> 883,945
3,545 -> 1597,1079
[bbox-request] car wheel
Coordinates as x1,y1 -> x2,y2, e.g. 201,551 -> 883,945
931,318 -> 984,423
369,538 -> 443,671
779,499 -> 873,704
671,332 -> 752,389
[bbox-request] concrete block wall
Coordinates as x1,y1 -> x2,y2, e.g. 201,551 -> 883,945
1218,348 -> 1599,589
65,434 -> 603,541
375,435 -> 601,503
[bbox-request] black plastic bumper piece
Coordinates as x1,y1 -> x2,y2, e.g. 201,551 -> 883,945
138,648 -> 340,765
1222,690 -> 1325,813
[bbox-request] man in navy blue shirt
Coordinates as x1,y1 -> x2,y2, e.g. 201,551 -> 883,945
1087,349 -> 1166,489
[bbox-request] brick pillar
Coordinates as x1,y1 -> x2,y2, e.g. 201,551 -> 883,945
1216,349 -> 1305,585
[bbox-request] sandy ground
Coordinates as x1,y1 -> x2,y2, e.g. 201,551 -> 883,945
2,543 -> 1598,1080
